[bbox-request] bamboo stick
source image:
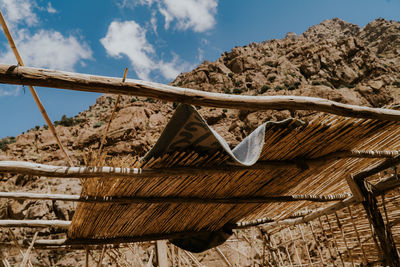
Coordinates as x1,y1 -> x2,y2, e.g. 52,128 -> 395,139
215,247 -> 232,267
8,230 -> 34,267
96,246 -> 106,267
0,12 -> 73,166
0,191 -> 350,204
1,64 -> 400,120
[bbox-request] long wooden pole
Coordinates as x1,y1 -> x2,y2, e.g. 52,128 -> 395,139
0,191 -> 349,204
0,150 -> 397,179
97,68 -> 128,159
0,12 -> 73,166
0,64 -> 400,121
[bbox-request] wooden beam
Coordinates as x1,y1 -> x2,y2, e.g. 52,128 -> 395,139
0,191 -> 349,204
0,150 -> 397,179
0,220 -> 70,229
0,64 -> 400,120
345,174 -> 364,202
156,241 -> 168,267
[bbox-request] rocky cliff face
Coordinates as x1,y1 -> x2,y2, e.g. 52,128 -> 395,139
1,18 -> 400,265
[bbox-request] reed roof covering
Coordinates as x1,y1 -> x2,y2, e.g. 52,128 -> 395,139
68,104 -> 400,251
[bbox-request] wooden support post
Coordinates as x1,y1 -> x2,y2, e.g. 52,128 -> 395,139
355,179 -> 400,266
287,228 -> 302,266
85,248 -> 89,267
346,175 -> 364,202
96,245 -> 106,267
156,240 -> 168,267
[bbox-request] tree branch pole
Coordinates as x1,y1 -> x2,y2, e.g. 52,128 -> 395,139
0,12 -> 73,166
0,150 -> 397,179
0,191 -> 349,204
0,64 -> 400,120
97,68 -> 128,159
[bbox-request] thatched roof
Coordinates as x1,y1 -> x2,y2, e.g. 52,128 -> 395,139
68,104 -> 400,252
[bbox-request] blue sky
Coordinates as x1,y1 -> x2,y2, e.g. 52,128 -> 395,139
0,0 -> 399,138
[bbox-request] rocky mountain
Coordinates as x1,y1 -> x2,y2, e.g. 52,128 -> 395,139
1,18 -> 400,265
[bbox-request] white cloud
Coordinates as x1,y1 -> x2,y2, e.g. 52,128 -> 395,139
101,20 -> 155,80
124,0 -> 218,33
158,0 -> 217,32
0,0 -> 38,26
0,86 -> 21,97
150,10 -> 158,33
101,20 -> 188,81
46,2 -> 57,14
0,29 -> 92,71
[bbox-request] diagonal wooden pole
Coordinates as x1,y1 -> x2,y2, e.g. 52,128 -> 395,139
0,10 -> 73,166
97,68 -> 128,160
20,232 -> 38,267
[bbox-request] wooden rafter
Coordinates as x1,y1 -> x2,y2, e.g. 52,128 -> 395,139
0,64 -> 400,120
0,191 -> 350,204
0,150 -> 398,179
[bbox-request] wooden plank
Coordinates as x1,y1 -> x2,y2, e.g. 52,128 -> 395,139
1,64 -> 400,120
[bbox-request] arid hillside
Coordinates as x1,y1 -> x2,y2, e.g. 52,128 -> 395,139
1,18 -> 400,266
